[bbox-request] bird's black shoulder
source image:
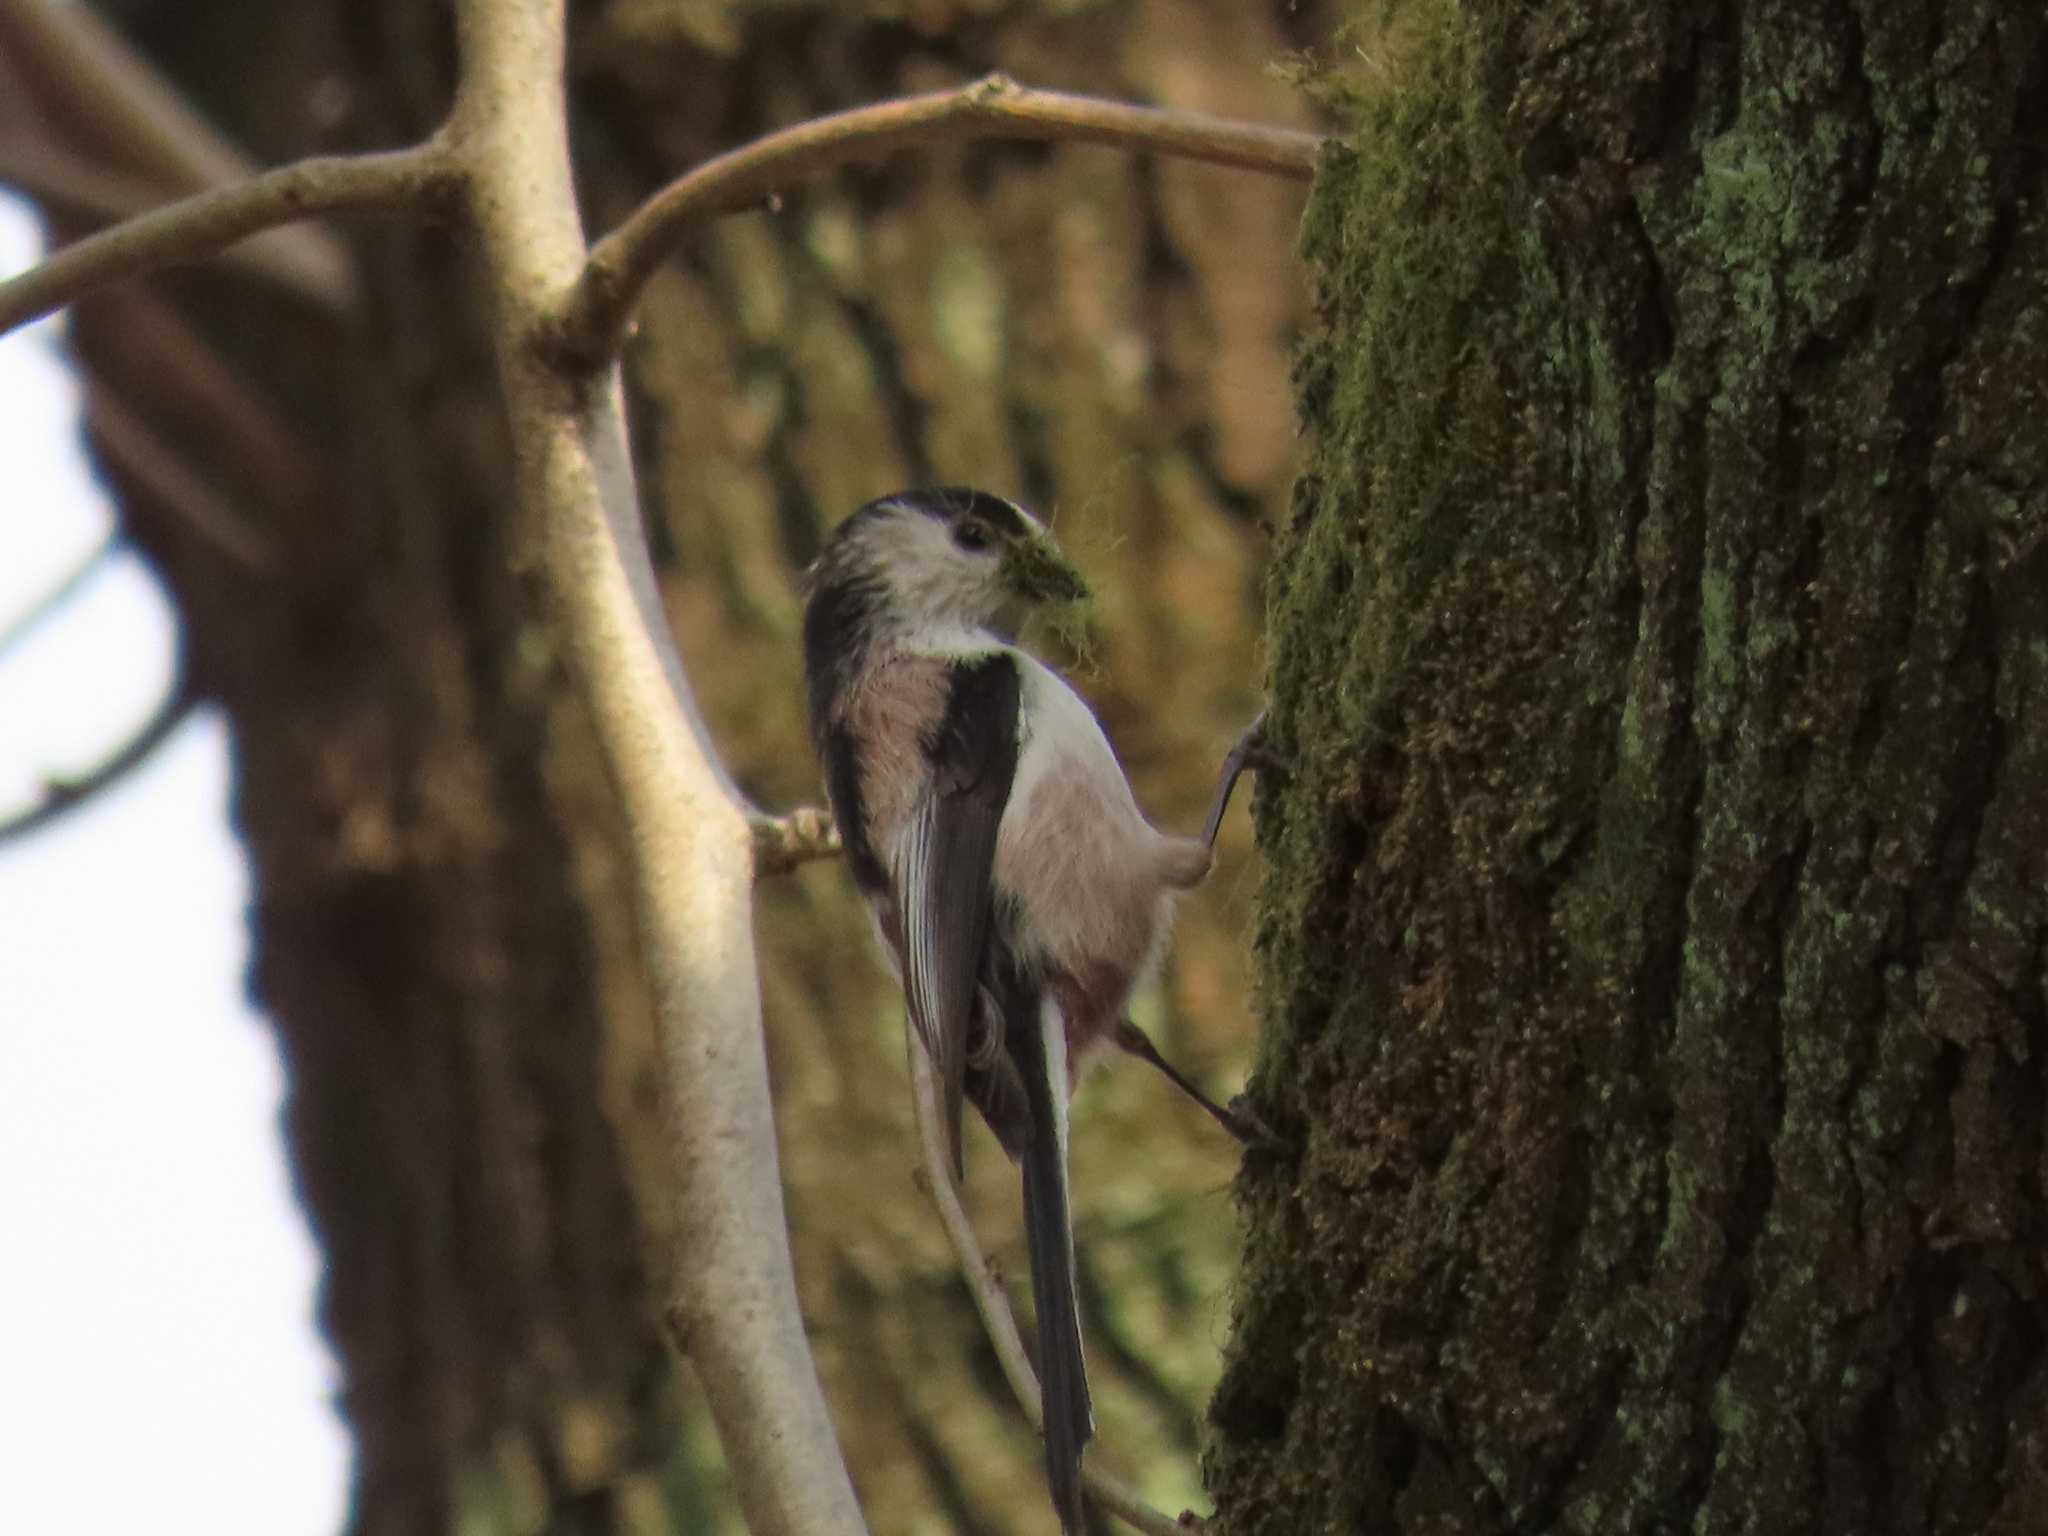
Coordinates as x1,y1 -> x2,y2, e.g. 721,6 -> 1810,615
925,650 -> 1022,799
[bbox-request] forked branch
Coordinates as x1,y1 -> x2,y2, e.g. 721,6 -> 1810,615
550,71 -> 1322,366
0,670 -> 194,846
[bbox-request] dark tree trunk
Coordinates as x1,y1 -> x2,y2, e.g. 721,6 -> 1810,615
1210,2 -> 2048,1533
14,2 -> 1319,1532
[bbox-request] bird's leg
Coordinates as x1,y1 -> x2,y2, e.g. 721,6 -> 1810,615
1157,712 -> 1293,1153
1113,1018 -> 1286,1151
1199,709 -> 1282,849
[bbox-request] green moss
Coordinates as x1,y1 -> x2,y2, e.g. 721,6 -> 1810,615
1247,0 -> 1540,1061
1276,21 -> 1527,716
1698,566 -> 1738,695
1218,0 -> 2048,1529
1213,0 -> 1596,1525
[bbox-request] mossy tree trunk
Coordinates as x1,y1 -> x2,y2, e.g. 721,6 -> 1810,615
1209,2 -> 2047,1532
22,2 -> 1317,1533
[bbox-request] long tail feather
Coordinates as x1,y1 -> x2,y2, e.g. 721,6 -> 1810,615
1014,1008 -> 1091,1533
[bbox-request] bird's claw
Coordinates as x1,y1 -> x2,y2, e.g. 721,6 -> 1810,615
1200,708 -> 1286,849
1222,1093 -> 1293,1157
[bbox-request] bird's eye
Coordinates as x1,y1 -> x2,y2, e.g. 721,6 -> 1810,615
953,519 -> 994,553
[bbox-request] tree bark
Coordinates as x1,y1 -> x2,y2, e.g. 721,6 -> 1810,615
21,2 -> 1319,1532
1210,2 -> 2048,1532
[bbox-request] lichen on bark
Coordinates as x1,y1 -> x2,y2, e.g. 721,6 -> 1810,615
1210,1 -> 2048,1531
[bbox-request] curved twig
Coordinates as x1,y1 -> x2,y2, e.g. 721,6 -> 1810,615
905,1036 -> 1196,1536
0,138 -> 458,338
550,71 -> 1323,366
0,671 -> 195,846
0,530 -> 116,661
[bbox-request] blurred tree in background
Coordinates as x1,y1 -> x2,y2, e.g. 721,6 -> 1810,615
3,2 -> 1319,1532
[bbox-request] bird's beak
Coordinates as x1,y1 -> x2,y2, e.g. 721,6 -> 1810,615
1001,535 -> 1090,607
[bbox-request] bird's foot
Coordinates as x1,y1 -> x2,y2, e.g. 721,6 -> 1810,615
1199,709 -> 1288,849
1221,1093 -> 1294,1158
1114,1018 -> 1295,1155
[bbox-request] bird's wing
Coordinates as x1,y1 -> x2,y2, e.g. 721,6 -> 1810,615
894,651 -> 1022,1176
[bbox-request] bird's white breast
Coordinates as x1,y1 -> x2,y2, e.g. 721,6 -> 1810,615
994,653 -> 1178,997
1006,654 -> 1138,819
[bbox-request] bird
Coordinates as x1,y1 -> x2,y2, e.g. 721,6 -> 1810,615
800,486 -> 1271,1534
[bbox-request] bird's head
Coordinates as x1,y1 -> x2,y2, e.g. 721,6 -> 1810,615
811,487 -> 1089,639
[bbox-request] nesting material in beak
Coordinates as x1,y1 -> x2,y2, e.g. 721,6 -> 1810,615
1002,536 -> 1094,669
1001,535 -> 1090,608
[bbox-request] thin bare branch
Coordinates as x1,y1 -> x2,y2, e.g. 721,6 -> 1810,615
551,71 -> 1323,366
0,672 -> 194,846
0,530 -> 116,661
905,1038 -> 1195,1536
752,804 -> 842,879
0,140 -> 456,339
447,4 -> 867,1535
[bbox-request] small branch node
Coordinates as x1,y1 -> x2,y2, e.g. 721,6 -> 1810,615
752,804 -> 843,880
968,70 -> 1018,105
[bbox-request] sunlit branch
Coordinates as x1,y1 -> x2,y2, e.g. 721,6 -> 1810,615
0,140 -> 456,338
447,3 -> 868,1535
551,71 -> 1323,366
906,1038 -> 1194,1536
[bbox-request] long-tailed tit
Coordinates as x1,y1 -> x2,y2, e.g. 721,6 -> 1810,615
802,487 -> 1270,1532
